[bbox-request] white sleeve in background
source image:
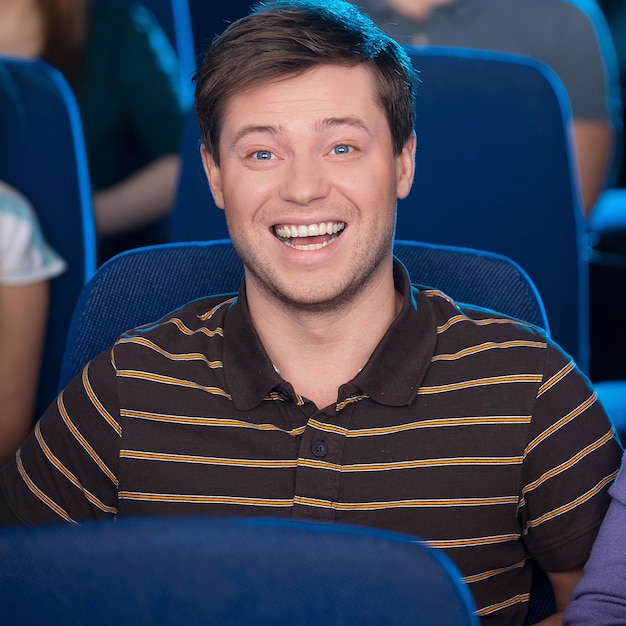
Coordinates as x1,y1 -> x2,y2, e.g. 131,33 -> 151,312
0,181 -> 66,285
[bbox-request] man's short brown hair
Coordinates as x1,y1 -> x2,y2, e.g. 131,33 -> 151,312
194,0 -> 418,165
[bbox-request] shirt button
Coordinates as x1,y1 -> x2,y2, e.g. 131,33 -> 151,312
311,440 -> 328,458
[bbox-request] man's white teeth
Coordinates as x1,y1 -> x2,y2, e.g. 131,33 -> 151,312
274,221 -> 346,251
275,222 -> 345,239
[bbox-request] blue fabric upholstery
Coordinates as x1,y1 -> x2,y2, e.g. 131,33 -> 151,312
59,240 -> 242,388
394,240 -> 549,329
0,516 -> 479,626
400,46 -> 588,373
586,189 -> 626,438
0,56 -> 96,418
400,47 -> 626,447
594,381 -> 626,439
589,188 -> 626,240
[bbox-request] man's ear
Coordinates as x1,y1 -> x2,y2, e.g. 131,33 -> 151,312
396,131 -> 416,200
200,144 -> 225,209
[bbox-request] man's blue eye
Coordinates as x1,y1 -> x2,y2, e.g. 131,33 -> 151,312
333,145 -> 351,155
254,150 -> 273,160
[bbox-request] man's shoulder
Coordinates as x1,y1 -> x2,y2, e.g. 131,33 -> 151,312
120,292 -> 238,344
417,285 -> 550,343
416,286 -> 575,387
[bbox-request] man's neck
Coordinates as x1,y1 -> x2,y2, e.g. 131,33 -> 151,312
246,267 -> 402,409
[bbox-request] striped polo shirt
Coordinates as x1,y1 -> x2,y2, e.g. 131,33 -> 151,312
1,261 -> 621,624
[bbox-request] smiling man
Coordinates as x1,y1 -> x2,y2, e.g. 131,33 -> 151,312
0,2 -> 621,625
200,62 -> 414,408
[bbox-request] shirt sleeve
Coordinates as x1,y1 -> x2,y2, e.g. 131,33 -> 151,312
518,340 -> 623,572
0,184 -> 66,285
562,452 -> 626,625
0,348 -> 122,525
541,0 -> 621,126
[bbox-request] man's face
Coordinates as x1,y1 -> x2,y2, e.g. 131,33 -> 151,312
202,64 -> 415,313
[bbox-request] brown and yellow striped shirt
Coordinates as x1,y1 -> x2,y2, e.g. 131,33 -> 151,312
0,263 -> 621,625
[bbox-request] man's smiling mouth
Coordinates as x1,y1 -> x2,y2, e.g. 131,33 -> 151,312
274,221 -> 346,250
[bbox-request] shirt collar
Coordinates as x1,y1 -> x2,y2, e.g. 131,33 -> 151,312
223,259 -> 438,410
223,280 -> 284,411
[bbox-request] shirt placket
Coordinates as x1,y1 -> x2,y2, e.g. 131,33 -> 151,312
290,393 -> 357,522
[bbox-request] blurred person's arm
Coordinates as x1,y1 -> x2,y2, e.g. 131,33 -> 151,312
84,3 -> 186,237
566,0 -> 621,216
528,567 -> 585,625
92,154 -> 180,236
0,281 -> 48,467
562,455 -> 626,625
573,117 -> 614,217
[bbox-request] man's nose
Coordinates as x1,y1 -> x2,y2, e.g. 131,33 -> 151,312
279,155 -> 330,205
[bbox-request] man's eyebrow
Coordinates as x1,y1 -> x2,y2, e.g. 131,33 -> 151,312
229,117 -> 372,148
230,125 -> 282,148
316,116 -> 372,134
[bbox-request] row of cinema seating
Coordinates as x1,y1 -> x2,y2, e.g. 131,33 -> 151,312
0,2 -> 623,623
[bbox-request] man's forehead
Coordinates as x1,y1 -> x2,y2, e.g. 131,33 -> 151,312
221,64 -> 381,121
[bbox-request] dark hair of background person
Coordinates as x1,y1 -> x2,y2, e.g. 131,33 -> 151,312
38,0 -> 90,92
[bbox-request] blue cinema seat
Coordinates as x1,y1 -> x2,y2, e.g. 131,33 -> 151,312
0,56 -> 97,418
168,109 -> 230,242
400,46 -> 588,372
401,46 -> 626,441
0,516 -> 479,626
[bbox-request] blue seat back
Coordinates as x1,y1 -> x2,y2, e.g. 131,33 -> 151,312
400,46 -> 588,371
59,239 -> 548,388
0,56 -> 96,418
0,516 -> 479,626
134,0 -> 196,102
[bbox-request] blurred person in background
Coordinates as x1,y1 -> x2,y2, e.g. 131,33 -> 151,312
0,180 -> 65,466
0,0 -> 188,262
350,0 -> 622,216
563,449 -> 626,624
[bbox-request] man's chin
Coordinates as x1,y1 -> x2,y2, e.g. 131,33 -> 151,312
249,270 -> 374,316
